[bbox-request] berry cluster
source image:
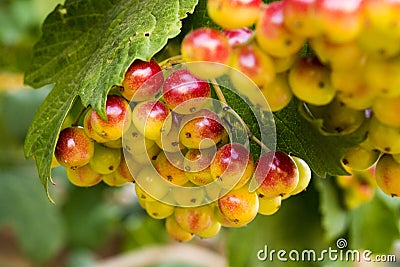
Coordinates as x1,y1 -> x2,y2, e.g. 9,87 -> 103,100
203,0 -> 400,198
52,0 -> 400,242
54,94 -> 134,187
53,51 -> 313,241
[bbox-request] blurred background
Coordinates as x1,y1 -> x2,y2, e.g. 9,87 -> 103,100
0,1 -> 399,266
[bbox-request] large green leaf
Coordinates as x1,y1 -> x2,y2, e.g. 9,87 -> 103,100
212,72 -> 362,178
221,91 -> 363,177
273,100 -> 364,177
23,0 -> 198,200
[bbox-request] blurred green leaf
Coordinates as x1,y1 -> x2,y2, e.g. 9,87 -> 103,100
0,44 -> 34,72
0,86 -> 51,166
122,205 -> 167,251
322,261 -> 353,267
314,177 -> 349,241
0,166 -> 64,263
0,85 -> 51,141
62,184 -> 122,249
0,0 -> 37,45
0,0 -> 63,71
65,249 -> 97,267
349,193 -> 400,254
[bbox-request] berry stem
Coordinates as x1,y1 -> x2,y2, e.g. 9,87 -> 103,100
72,106 -> 88,126
210,78 -> 269,152
159,55 -> 184,69
210,79 -> 228,104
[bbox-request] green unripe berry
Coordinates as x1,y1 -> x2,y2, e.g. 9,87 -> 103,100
89,144 -> 121,175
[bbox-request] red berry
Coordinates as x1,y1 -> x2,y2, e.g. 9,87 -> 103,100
55,126 -> 94,169
256,1 -> 306,58
181,28 -> 232,79
163,69 -> 211,114
89,95 -> 132,140
222,28 -> 254,47
179,109 -> 224,149
121,59 -> 163,101
131,100 -> 170,140
254,151 -> 299,198
210,143 -> 254,190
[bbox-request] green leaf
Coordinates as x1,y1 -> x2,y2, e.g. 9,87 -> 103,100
213,75 -> 359,177
0,85 -> 51,142
273,100 -> 363,177
180,0 -> 219,30
213,76 -> 275,162
0,166 -> 64,263
23,0 -> 198,200
65,249 -> 97,267
0,86 -> 52,166
314,177 -> 349,241
179,0 -> 200,19
62,184 -> 122,249
122,210 -> 168,250
349,193 -> 400,253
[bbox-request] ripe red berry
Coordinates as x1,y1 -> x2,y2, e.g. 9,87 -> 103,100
163,69 -> 211,114
222,28 -> 253,47
121,59 -> 163,101
181,28 -> 232,79
210,143 -> 254,190
89,95 -> 132,141
256,1 -> 306,58
179,109 -> 224,149
254,151 -> 299,198
55,126 -> 94,169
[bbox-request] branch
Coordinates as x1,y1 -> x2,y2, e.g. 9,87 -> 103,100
211,79 -> 270,152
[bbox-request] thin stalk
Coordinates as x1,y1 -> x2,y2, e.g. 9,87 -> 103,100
159,55 -> 184,69
210,78 -> 269,152
72,107 -> 88,126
